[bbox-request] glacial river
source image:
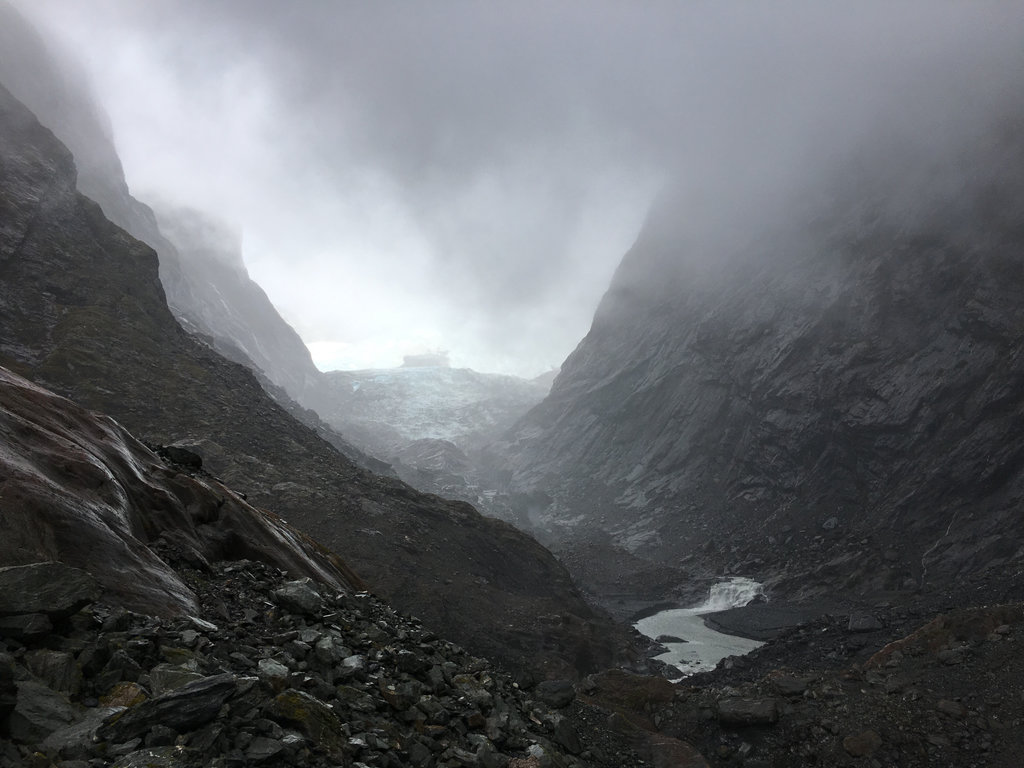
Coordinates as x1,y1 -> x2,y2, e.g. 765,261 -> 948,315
634,577 -> 765,678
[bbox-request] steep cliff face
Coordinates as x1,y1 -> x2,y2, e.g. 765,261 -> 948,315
498,112 -> 1024,598
0,82 -> 628,678
0,0 -> 322,403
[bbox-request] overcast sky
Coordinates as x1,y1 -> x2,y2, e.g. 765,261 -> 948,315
14,1 -> 1024,376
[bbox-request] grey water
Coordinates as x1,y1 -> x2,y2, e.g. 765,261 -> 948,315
634,577 -> 765,678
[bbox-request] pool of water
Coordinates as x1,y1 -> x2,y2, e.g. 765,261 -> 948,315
634,577 -> 765,678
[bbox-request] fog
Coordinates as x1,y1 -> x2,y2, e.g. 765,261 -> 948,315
12,1 -> 1024,376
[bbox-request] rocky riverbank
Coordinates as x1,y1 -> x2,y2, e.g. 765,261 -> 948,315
580,596 -> 1024,767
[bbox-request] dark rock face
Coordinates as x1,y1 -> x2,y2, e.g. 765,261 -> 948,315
0,366 -> 357,616
0,80 -> 626,678
496,108 -> 1024,600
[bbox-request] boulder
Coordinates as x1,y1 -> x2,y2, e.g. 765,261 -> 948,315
534,679 -> 575,709
25,650 -> 81,695
99,673 -> 237,742
715,697 -> 779,726
271,579 -> 324,616
0,562 -> 100,620
265,688 -> 346,755
42,706 -> 124,760
842,729 -> 882,757
7,679 -> 78,742
848,613 -> 883,632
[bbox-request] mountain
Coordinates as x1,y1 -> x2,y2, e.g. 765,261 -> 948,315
0,78 -> 629,679
0,0 -> 321,404
495,108 -> 1024,602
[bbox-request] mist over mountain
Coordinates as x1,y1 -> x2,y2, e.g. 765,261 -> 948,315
493,82 -> 1024,602
5,2 -> 1024,764
0,1 -> 324,407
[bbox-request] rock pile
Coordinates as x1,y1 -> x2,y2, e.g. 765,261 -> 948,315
0,559 -> 647,768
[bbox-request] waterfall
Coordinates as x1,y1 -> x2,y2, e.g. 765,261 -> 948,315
693,576 -> 764,614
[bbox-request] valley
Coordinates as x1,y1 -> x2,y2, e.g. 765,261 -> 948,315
1,2 -> 1023,765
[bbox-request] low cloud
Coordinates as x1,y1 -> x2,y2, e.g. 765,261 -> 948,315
14,0 -> 1024,375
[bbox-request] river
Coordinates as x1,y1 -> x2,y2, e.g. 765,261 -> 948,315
634,577 -> 765,678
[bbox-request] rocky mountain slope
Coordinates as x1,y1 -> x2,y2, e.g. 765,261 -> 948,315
4,357 -> 1023,767
0,365 -> 359,620
0,0 -> 323,404
494,107 -> 1024,603
0,79 -> 629,680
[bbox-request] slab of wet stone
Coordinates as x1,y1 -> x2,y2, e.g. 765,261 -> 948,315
0,562 -> 100,619
99,673 -> 237,742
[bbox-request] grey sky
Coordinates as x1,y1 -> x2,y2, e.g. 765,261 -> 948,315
14,1 -> 1024,375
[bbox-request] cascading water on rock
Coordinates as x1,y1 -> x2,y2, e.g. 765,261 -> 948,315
694,577 -> 765,613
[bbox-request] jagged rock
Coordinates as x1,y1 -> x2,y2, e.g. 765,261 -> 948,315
148,663 -> 204,696
715,697 -> 779,726
7,680 -> 78,742
842,729 -> 882,757
552,716 -> 583,754
100,682 -> 148,709
0,551 -> 650,766
769,674 -> 811,697
272,579 -> 325,616
0,613 -> 52,640
534,680 -> 575,709
265,689 -> 346,755
247,735 -> 285,763
164,445 -> 204,469
98,673 -> 237,742
25,650 -> 81,695
257,658 -> 290,690
848,613 -> 883,632
0,562 -> 100,620
41,706 -> 124,761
